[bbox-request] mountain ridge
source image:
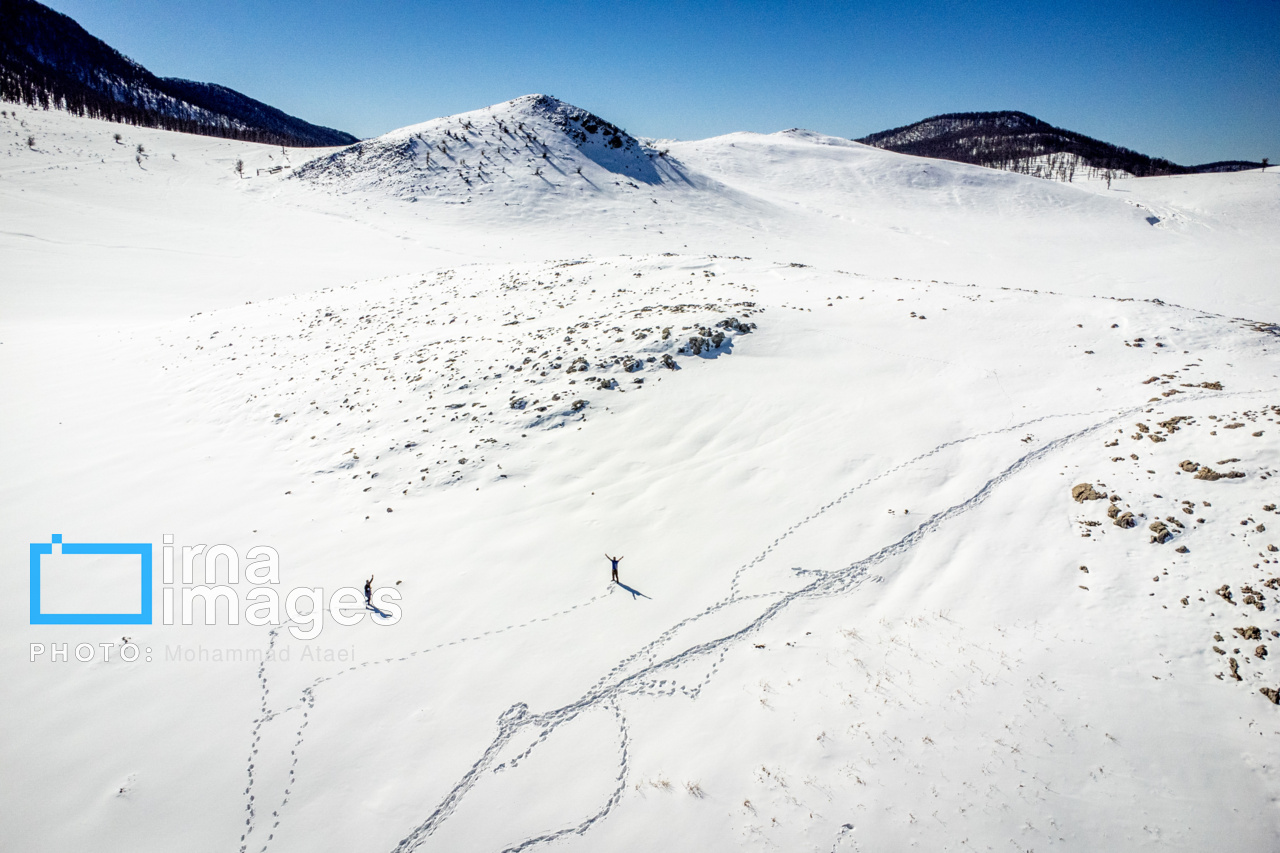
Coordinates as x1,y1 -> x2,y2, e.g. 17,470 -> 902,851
856,110 -> 1262,179
0,0 -> 356,147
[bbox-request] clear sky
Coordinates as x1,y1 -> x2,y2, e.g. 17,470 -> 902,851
41,0 -> 1278,164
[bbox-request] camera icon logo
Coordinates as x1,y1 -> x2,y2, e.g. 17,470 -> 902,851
30,534 -> 153,625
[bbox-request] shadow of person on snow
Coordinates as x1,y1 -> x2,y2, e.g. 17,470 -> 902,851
616,582 -> 651,600
366,602 -> 394,619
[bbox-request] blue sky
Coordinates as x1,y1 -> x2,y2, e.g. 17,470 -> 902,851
43,0 -> 1278,164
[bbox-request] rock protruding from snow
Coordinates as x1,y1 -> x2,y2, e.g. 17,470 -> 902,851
1071,482 -> 1105,502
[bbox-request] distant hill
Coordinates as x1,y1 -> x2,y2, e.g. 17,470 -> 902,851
856,111 -> 1262,180
0,0 -> 356,147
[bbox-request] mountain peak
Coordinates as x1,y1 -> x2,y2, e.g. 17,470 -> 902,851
483,94 -> 644,155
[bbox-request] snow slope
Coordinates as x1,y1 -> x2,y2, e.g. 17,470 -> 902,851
3,98 -> 1280,853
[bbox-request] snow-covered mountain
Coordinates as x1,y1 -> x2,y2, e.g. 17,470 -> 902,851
0,0 -> 356,146
3,98 -> 1280,853
294,94 -> 693,201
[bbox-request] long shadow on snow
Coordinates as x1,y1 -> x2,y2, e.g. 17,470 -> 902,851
615,582 -> 650,600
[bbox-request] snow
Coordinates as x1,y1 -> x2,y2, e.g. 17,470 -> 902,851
3,97 -> 1280,853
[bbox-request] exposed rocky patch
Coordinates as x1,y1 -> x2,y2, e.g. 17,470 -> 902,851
1077,401 -> 1280,704
165,256 -> 763,503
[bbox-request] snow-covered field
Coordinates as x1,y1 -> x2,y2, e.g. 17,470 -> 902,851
3,95 -> 1278,852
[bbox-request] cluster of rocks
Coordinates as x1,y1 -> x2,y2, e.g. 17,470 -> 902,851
1107,503 -> 1136,528
1240,583 -> 1270,611
1212,624 -> 1278,700
1195,465 -> 1245,481
680,328 -> 724,355
1079,409 -> 1280,707
1207,589 -> 1280,701
1073,482 -> 1141,531
1127,416 -> 1198,444
717,316 -> 757,334
677,316 -> 756,357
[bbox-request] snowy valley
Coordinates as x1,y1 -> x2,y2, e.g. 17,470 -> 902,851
3,94 -> 1279,853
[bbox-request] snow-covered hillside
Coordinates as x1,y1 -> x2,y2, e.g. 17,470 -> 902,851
294,95 -> 695,203
3,97 -> 1280,853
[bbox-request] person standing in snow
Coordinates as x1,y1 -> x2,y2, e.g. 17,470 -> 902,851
364,575 -> 374,605
606,554 -> 622,583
